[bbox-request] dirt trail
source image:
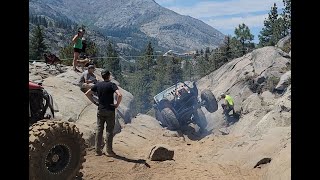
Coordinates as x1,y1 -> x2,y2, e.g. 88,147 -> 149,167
81,115 -> 261,180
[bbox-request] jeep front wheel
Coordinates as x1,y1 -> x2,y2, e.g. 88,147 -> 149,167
161,108 -> 180,130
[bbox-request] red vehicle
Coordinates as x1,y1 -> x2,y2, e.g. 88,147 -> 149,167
29,81 -> 86,180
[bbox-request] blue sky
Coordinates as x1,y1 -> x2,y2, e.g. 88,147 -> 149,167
154,0 -> 285,44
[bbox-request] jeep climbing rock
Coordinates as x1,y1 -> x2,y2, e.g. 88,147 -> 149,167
29,81 -> 86,180
153,81 -> 218,131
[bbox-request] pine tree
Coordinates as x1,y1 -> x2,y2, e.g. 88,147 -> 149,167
196,56 -> 209,78
168,56 -> 183,85
209,48 -> 222,71
138,42 -> 154,72
101,41 -> 125,86
42,17 -> 48,28
234,23 -> 254,55
182,58 -> 193,81
152,56 -> 170,99
230,36 -> 242,58
258,3 -> 281,46
59,44 -> 74,66
85,41 -> 98,57
48,21 -> 53,27
204,50 -> 209,62
29,25 -> 47,60
195,49 -> 199,57
130,42 -> 157,113
281,0 -> 291,36
200,49 -> 204,56
205,47 -> 210,54
219,35 -> 233,63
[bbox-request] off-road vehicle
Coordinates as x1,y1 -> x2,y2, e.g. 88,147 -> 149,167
29,81 -> 86,180
153,81 -> 218,131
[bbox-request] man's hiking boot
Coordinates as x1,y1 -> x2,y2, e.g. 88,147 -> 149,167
105,150 -> 116,157
95,151 -> 103,156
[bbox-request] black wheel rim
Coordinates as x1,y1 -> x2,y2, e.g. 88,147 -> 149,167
45,144 -> 71,174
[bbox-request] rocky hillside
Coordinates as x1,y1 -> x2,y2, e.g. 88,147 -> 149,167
197,46 -> 291,133
29,0 -> 225,52
194,45 -> 291,179
29,37 -> 291,179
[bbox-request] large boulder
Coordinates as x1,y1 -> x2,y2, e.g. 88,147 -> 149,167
148,144 -> 174,161
112,114 -> 185,158
251,47 -> 290,78
276,35 -> 291,49
261,91 -> 275,105
196,46 -> 291,133
261,91 -> 276,112
193,46 -> 291,180
275,71 -> 291,91
241,93 -> 263,115
31,63 -> 135,146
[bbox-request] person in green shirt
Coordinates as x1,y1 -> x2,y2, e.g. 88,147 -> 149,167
72,28 -> 85,72
220,93 -> 235,119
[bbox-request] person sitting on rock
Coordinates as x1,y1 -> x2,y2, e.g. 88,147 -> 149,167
78,65 -> 98,92
220,93 -> 235,119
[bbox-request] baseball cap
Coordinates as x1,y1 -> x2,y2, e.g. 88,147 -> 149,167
78,28 -> 85,33
88,65 -> 95,69
101,69 -> 111,76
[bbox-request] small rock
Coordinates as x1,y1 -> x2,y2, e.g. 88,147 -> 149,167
254,158 -> 272,168
67,114 -> 78,122
163,130 -> 179,137
219,128 -> 229,135
280,105 -> 290,112
148,144 -> 174,161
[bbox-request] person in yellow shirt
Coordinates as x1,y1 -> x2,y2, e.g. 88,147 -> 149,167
220,93 -> 235,119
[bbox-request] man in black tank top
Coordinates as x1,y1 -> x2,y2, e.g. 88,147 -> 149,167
85,70 -> 122,156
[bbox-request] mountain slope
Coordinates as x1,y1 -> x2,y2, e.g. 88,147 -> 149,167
29,0 -> 225,51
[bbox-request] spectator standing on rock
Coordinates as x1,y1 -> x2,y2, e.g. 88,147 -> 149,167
72,28 -> 85,72
85,70 -> 122,157
220,93 -> 235,119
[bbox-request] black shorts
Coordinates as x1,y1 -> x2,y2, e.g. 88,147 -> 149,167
74,48 -> 82,53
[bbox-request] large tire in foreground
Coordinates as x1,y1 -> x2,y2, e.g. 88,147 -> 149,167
161,108 -> 180,130
201,89 -> 218,113
193,108 -> 207,131
29,120 -> 86,180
